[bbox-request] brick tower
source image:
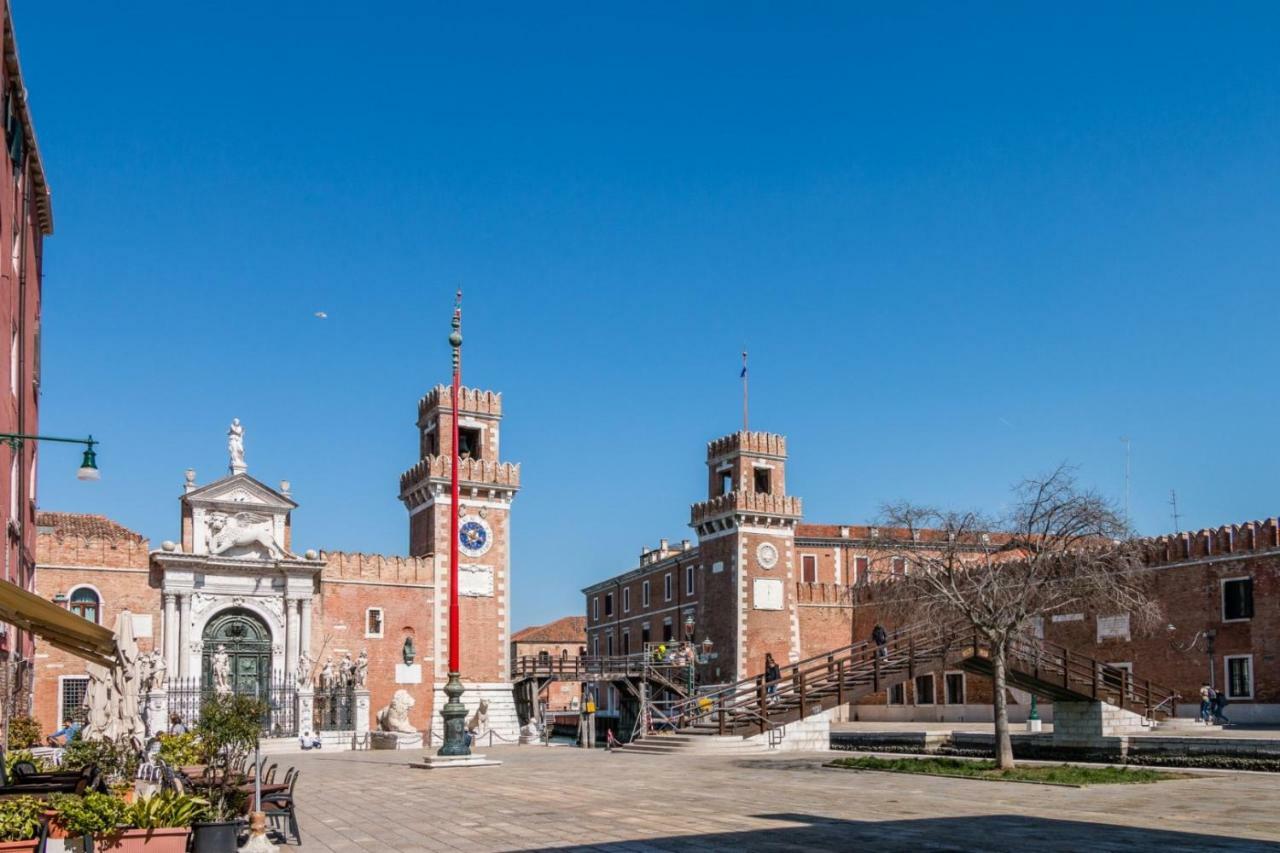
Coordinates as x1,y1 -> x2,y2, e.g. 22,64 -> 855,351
691,431 -> 802,681
399,385 -> 521,738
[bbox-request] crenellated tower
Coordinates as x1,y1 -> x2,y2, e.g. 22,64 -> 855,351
691,431 -> 803,680
399,384 -> 521,737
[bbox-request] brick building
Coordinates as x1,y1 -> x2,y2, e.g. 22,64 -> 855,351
510,616 -> 586,712
584,428 -> 1280,723
0,0 -> 55,719
31,384 -> 521,741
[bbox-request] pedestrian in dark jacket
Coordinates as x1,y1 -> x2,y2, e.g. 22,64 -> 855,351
872,624 -> 888,658
1212,690 -> 1231,725
764,653 -> 781,699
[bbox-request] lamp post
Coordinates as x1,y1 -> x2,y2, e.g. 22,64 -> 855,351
438,293 -> 469,757
0,433 -> 100,480
683,615 -> 695,696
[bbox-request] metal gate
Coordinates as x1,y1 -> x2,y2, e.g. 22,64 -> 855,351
314,684 -> 354,730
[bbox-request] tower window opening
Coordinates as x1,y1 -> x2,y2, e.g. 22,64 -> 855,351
718,471 -> 732,496
458,427 -> 482,460
753,468 -> 771,494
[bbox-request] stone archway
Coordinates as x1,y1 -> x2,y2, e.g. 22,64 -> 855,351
202,608 -> 272,699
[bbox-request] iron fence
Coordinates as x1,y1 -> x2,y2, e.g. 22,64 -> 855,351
166,674 -> 298,737
314,684 -> 355,731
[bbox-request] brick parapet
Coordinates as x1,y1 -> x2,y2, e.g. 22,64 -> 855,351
417,385 -> 502,422
1142,518 -> 1280,567
706,431 -> 786,460
690,491 -> 802,525
399,455 -> 521,495
320,551 -> 435,585
35,531 -> 150,569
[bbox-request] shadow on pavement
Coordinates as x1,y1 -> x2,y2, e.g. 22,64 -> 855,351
515,812 -> 1280,852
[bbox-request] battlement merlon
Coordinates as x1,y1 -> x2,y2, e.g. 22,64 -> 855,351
398,456 -> 521,509
417,385 -> 503,426
1142,517 -> 1280,566
706,430 -> 787,461
690,491 -> 803,527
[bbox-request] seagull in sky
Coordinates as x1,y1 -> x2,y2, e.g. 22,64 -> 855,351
313,311 -> 328,320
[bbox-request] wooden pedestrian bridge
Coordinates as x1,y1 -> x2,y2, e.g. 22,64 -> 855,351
510,652 -> 694,729
628,623 -> 1180,750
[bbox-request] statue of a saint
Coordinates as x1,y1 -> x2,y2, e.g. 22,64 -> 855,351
296,650 -> 314,688
227,418 -> 246,473
354,650 -> 368,688
339,652 -> 355,688
319,656 -> 335,691
212,644 -> 232,695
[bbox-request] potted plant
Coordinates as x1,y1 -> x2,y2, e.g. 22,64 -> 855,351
190,694 -> 267,853
61,737 -> 140,786
49,792 -> 129,852
97,791 -> 209,853
5,716 -> 42,751
155,731 -> 202,769
0,796 -> 44,852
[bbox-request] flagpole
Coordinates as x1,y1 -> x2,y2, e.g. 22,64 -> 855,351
439,289 -> 469,757
741,350 -> 749,432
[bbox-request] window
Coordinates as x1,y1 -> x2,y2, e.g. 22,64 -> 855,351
59,676 -> 89,725
604,593 -> 614,617
642,580 -> 651,608
622,588 -> 631,613
753,468 -> 771,494
718,470 -> 732,496
591,596 -> 599,621
606,634 -> 614,656
854,556 -> 869,585
457,427 -> 482,460
914,674 -> 935,705
891,556 -> 906,576
685,565 -> 695,596
641,624 -> 651,645
802,555 -> 817,584
365,608 -> 384,638
1222,578 -> 1254,622
664,573 -> 672,602
538,650 -> 551,665
622,631 -> 630,656
887,683 -> 905,705
591,636 -> 599,656
69,587 -> 100,624
1225,655 -> 1253,699
944,672 -> 965,705
662,619 -> 673,642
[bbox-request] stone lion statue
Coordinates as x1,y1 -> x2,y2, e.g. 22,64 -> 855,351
466,698 -> 490,736
376,689 -> 417,734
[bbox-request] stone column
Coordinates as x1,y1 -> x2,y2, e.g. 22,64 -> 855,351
144,686 -> 169,739
284,596 -> 297,679
177,594 -> 192,678
298,598 -> 313,659
162,593 -> 178,677
354,688 -> 371,743
296,685 -> 315,739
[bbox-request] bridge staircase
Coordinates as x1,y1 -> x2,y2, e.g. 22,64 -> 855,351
511,654 -> 693,734
622,623 -> 1180,753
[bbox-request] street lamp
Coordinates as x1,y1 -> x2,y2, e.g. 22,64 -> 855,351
0,433 -> 100,481
682,615 -> 696,695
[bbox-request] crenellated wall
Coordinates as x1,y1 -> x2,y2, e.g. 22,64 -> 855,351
1143,518 -> 1280,566
706,431 -> 787,460
417,384 -> 503,421
321,551 -> 435,585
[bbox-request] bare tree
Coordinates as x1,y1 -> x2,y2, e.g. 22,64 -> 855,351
877,466 -> 1159,769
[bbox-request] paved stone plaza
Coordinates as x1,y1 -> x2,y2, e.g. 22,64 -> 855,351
287,745 -> 1280,852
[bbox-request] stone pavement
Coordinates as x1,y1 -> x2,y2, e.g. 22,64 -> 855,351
286,744 -> 1280,852
832,720 -> 1280,738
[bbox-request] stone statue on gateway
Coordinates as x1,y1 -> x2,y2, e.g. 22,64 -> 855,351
227,418 -> 246,473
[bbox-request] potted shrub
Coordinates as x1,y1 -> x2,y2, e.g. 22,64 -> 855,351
0,796 -> 44,852
49,792 -> 129,852
155,731 -> 202,769
5,716 -> 42,751
94,791 -> 209,853
190,694 -> 267,853
61,737 -> 140,786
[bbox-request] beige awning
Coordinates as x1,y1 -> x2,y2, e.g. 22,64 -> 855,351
0,580 -> 116,667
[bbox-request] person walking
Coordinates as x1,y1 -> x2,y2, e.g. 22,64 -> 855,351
1198,683 -> 1213,723
1212,689 -> 1231,725
872,624 -> 888,659
764,653 -> 781,701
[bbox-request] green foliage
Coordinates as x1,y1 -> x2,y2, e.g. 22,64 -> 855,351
4,749 -> 52,779
125,791 -> 210,829
195,694 -> 266,820
156,731 -> 203,768
60,737 -> 140,784
828,755 -> 1187,785
50,792 -> 128,837
6,715 -> 43,749
0,796 -> 44,842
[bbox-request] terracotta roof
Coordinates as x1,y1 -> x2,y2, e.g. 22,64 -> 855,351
35,512 -> 146,543
511,616 -> 586,644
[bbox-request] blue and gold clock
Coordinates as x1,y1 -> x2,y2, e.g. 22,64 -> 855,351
458,516 -> 493,557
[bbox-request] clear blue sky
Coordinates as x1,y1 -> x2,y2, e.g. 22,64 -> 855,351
21,2 -> 1280,630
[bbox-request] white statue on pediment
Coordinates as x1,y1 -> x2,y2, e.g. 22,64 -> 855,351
228,418 -> 246,473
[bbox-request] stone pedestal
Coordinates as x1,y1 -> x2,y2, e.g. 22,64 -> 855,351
370,732 -> 422,750
143,689 -> 169,739
354,688 -> 372,737
295,687 -> 315,734
411,753 -> 502,770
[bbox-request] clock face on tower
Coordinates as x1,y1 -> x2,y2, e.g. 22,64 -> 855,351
458,516 -> 493,557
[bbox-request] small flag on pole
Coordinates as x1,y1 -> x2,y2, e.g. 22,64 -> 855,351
741,350 -> 749,432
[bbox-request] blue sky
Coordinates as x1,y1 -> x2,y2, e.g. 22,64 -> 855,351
20,2 -> 1280,629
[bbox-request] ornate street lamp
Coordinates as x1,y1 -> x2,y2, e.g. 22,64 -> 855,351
438,292 -> 469,757
0,433 -> 100,480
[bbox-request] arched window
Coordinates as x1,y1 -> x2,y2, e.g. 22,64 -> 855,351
69,587 -> 100,624
537,650 -> 551,665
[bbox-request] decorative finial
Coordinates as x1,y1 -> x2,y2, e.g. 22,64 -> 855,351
449,290 -> 463,370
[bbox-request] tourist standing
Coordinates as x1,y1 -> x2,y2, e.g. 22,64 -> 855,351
764,653 -> 781,700
1198,683 -> 1213,723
